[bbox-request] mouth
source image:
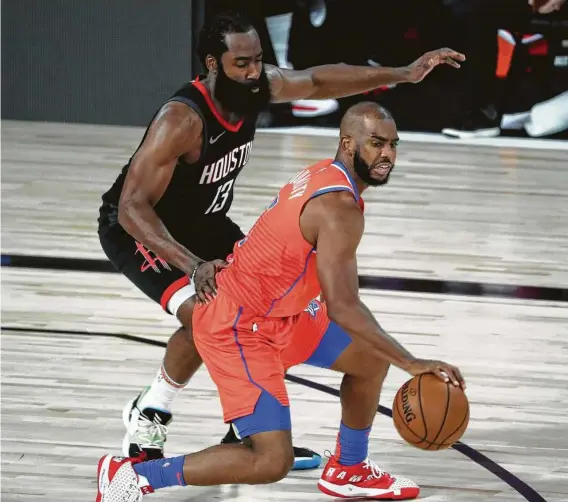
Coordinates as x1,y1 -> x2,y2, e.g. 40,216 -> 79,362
370,163 -> 392,177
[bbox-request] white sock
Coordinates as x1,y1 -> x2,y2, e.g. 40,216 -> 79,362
137,364 -> 187,412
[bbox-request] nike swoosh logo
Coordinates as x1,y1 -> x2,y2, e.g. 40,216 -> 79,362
210,132 -> 226,144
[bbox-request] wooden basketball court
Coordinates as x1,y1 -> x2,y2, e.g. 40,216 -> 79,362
2,120 -> 567,502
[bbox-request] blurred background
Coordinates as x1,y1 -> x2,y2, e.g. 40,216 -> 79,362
2,0 -> 567,138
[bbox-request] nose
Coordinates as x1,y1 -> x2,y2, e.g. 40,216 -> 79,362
247,62 -> 262,81
380,145 -> 395,160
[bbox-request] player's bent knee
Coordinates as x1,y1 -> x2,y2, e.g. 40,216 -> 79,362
232,391 -> 294,482
175,296 -> 196,329
332,339 -> 390,380
260,451 -> 294,483
249,431 -> 294,483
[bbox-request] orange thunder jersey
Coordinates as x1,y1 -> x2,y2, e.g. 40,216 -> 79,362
217,159 -> 364,317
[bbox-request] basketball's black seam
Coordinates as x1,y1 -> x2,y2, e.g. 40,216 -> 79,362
431,382 -> 451,448
394,396 -> 427,444
438,407 -> 470,449
417,374 -> 428,441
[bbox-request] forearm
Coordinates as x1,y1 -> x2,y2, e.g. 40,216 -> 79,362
119,201 -> 204,274
309,63 -> 411,100
328,300 -> 416,370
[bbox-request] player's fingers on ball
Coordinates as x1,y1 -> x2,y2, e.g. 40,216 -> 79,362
453,366 -> 466,388
434,368 -> 450,383
443,366 -> 460,386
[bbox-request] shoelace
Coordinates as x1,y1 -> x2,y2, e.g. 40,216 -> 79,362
324,450 -> 391,480
135,415 -> 169,447
362,458 -> 388,479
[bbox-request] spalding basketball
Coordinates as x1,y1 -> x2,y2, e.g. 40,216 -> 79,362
392,373 -> 469,450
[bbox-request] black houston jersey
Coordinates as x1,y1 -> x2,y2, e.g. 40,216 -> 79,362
99,77 -> 257,238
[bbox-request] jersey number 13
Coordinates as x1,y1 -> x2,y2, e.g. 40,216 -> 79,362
205,179 -> 234,214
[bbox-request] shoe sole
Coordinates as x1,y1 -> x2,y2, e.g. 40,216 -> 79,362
293,454 -> 322,470
317,479 -> 419,500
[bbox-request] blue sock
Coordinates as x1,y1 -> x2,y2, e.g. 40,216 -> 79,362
335,422 -> 371,466
133,455 -> 186,490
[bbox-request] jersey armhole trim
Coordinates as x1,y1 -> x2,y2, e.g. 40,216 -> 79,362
167,96 -> 208,164
308,185 -> 356,201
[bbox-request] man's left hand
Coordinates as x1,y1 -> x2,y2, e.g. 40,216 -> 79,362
405,48 -> 466,84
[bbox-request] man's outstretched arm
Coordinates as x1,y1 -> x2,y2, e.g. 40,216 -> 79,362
267,48 -> 465,103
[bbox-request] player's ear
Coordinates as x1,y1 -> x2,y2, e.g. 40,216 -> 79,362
206,55 -> 218,74
340,136 -> 355,157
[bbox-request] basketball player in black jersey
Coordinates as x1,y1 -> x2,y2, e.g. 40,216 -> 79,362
98,11 -> 465,470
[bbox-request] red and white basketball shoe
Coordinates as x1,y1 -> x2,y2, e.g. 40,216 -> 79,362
318,455 -> 420,500
96,454 -> 154,502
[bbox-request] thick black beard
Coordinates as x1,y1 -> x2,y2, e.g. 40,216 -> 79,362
213,63 -> 271,118
353,149 -> 391,187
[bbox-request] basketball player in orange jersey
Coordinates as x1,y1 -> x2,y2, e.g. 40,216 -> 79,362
99,10 -> 466,471
97,102 -> 465,501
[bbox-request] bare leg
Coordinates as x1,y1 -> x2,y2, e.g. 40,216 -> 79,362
182,430 -> 294,485
161,299 -> 202,384
135,298 -> 201,411
331,340 -> 390,430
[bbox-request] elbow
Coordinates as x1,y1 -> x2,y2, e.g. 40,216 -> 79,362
117,198 -> 130,229
325,298 -> 357,326
117,193 -> 141,232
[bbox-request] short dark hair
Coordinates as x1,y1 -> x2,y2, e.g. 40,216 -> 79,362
196,11 -> 255,67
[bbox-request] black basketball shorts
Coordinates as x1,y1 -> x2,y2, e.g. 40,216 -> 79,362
98,217 -> 245,316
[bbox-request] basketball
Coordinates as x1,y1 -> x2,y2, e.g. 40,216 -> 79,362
392,373 -> 469,451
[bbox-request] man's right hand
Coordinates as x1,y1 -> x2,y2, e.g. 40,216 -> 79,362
407,359 -> 466,390
192,259 -> 228,304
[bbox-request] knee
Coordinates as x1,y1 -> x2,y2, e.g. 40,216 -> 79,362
249,434 -> 294,483
373,358 -> 390,381
253,447 -> 294,483
176,296 -> 196,330
356,351 -> 390,382
338,343 -> 391,381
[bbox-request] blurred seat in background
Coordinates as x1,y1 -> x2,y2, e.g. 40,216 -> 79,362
440,0 -> 568,139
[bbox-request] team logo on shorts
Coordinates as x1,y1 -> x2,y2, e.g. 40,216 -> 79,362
304,299 -> 320,318
135,242 -> 171,273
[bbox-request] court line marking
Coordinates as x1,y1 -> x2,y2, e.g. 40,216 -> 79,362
2,254 -> 566,303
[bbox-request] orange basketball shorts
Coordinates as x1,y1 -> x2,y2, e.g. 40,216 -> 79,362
192,292 -> 352,438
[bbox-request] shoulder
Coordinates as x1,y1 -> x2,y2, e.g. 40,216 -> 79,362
306,189 -> 363,229
265,64 -> 284,83
151,101 -> 204,140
